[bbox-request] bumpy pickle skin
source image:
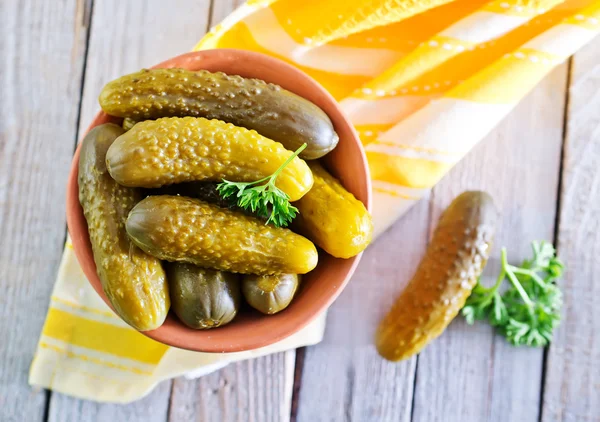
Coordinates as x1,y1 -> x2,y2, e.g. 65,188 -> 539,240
126,195 -> 318,275
375,191 -> 498,362
78,123 -> 170,331
99,68 -> 338,159
168,263 -> 241,329
242,274 -> 300,315
122,117 -> 138,131
293,162 -> 373,259
106,117 -> 313,201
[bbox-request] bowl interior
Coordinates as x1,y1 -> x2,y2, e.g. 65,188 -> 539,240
66,49 -> 371,352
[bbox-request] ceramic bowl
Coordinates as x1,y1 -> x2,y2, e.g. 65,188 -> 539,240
66,49 -> 371,352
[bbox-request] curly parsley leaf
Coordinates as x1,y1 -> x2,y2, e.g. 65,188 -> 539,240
462,241 -> 564,347
216,144 -> 306,228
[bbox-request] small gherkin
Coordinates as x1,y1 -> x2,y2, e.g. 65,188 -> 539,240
106,116 -> 313,202
126,195 -> 319,275
168,263 -> 241,330
99,68 -> 339,159
293,161 -> 373,259
242,273 -> 300,315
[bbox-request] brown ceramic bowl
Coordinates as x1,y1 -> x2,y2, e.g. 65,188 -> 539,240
66,49 -> 371,352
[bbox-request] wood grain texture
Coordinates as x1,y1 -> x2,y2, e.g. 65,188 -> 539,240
46,0 -> 210,419
541,37 -> 600,422
295,198 -> 431,422
0,0 -> 91,420
167,2 -> 297,421
169,352 -> 295,422
412,64 -> 568,422
48,382 -> 172,422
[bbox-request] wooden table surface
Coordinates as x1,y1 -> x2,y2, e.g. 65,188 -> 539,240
1,1 -> 599,421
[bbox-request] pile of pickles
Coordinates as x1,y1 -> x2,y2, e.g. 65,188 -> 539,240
79,68 -> 373,332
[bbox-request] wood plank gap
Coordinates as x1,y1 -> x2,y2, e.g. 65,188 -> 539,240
71,0 -> 95,155
42,390 -> 52,422
408,356 -> 420,422
206,0 -> 216,33
289,347 -> 306,422
537,56 -> 573,422
408,193 -> 434,422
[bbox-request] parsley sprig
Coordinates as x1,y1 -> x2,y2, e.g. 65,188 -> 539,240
462,241 -> 564,347
216,143 -> 307,228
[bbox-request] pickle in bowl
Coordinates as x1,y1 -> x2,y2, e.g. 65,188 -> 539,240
242,273 -> 300,315
293,162 -> 373,259
106,116 -> 313,201
78,123 -> 170,331
126,195 -> 319,275
168,263 -> 241,329
99,68 -> 338,159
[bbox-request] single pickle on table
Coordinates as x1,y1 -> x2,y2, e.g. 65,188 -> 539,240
242,273 -> 300,315
126,195 -> 318,275
106,116 -> 313,201
293,162 -> 373,259
78,123 -> 169,331
376,191 -> 498,362
168,263 -> 241,329
99,68 -> 338,159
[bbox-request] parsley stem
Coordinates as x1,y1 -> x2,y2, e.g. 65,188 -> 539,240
501,248 -> 534,307
270,143 -> 307,180
244,143 -> 307,187
479,265 -> 506,294
510,267 -> 548,290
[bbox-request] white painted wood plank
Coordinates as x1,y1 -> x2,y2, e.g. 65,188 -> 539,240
295,198 -> 431,422
47,382 -> 172,422
0,0 -> 91,420
412,64 -> 568,422
170,351 -> 295,422
542,36 -> 600,422
46,0 -> 210,419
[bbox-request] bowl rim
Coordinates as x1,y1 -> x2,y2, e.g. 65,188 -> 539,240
66,48 -> 372,352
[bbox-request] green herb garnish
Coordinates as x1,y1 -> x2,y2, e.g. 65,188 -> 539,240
216,143 -> 307,228
462,241 -> 564,347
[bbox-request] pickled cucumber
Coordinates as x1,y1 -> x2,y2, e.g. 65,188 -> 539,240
122,117 -> 138,131
242,273 -> 300,315
106,117 -> 313,201
99,68 -> 338,159
376,191 -> 497,361
78,123 -> 169,331
293,162 -> 373,259
126,195 -> 318,275
168,263 -> 241,329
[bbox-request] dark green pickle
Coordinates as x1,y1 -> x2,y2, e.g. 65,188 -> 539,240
242,274 -> 300,315
78,123 -> 169,331
99,68 -> 338,159
168,263 -> 241,329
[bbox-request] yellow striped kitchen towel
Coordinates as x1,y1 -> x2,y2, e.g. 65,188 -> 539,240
30,0 -> 600,403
